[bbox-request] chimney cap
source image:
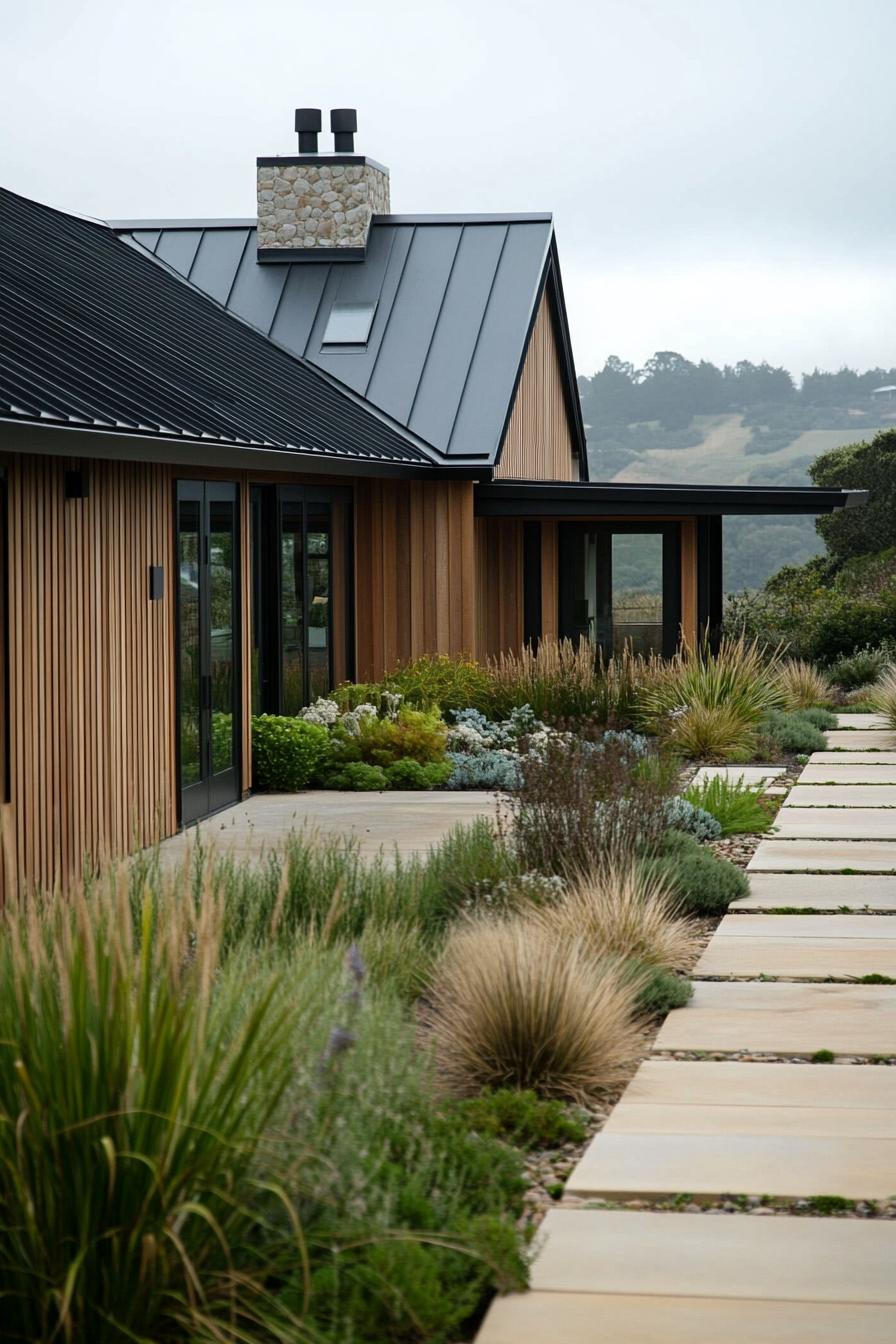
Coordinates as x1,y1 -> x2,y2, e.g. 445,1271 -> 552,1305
294,108 -> 322,132
330,108 -> 357,133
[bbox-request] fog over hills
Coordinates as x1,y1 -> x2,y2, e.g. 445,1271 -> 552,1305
580,355 -> 895,591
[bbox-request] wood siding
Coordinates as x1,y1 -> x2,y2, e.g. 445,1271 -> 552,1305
680,518 -> 698,646
1,454 -> 176,897
495,290 -> 580,482
354,479 -> 476,680
474,517 -> 524,659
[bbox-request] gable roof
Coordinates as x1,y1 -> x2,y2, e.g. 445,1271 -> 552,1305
114,214 -> 587,472
0,187 -> 436,468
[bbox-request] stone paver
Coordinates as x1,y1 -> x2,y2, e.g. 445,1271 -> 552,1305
748,839 -> 896,872
707,914 -> 896,939
811,751 -> 896,764
652,981 -> 896,1055
836,713 -> 889,729
731,873 -> 896,910
694,913 -> 896,978
773,808 -> 896,839
478,1293 -> 896,1344
566,1132 -> 896,1199
691,764 -> 785,787
477,735 -> 896,1343
825,731 -> 896,750
787,784 -> 896,806
522,1209 -> 895,1300
617,1058 -> 896,1108
801,764 -> 896,783
156,789 -> 499,864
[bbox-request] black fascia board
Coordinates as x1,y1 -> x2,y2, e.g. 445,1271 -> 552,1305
474,481 -> 867,517
544,239 -> 589,479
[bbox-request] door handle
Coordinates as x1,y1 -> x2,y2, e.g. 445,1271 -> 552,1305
202,674 -> 212,710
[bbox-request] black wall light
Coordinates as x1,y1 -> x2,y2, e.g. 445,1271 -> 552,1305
148,565 -> 164,601
64,467 -> 88,500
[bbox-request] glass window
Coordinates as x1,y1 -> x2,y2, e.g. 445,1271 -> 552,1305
321,301 -> 377,346
177,499 -> 202,788
611,533 -> 664,656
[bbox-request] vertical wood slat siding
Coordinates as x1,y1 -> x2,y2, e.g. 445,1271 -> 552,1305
1,455 -> 175,898
353,479 -> 475,681
494,291 -> 580,482
474,517 -> 524,659
680,518 -> 698,646
540,520 -> 559,641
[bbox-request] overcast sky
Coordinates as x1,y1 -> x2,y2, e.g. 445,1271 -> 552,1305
4,0 -> 894,379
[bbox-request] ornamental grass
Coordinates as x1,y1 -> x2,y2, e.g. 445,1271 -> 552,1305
427,914 -> 646,1102
535,860 -> 703,973
776,657 -> 832,710
486,637 -> 644,725
662,702 -> 758,761
0,871 -> 306,1344
636,635 -> 787,731
870,666 -> 896,732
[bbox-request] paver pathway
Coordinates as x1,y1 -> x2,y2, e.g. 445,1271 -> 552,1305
477,722 -> 896,1343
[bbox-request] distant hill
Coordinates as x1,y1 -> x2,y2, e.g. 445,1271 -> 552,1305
579,354 -> 896,592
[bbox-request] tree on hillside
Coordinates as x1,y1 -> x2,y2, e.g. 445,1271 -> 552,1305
811,428 -> 896,562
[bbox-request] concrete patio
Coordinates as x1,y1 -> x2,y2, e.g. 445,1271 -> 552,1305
157,790 -> 501,865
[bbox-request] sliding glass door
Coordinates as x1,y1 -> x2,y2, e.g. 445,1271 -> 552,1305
251,485 -> 352,715
558,522 -> 681,658
176,481 -> 241,824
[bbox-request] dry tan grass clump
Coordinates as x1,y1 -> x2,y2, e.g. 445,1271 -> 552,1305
663,702 -> 757,760
776,657 -> 832,709
536,861 -> 702,973
427,914 -> 645,1102
870,667 -> 896,732
486,636 -> 645,723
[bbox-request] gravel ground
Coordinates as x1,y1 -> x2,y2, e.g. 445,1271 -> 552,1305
560,1194 -> 896,1219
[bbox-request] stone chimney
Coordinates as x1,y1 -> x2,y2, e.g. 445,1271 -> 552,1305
256,108 -> 390,262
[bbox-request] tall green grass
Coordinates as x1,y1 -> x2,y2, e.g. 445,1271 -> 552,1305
683,776 -> 774,836
0,875 -> 307,1343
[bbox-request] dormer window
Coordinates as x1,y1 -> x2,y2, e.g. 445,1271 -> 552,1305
322,302 -> 377,347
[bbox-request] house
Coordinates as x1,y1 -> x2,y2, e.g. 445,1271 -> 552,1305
0,107 -> 865,892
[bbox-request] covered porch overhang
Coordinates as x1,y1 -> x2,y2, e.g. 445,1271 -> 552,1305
474,480 -> 868,517
473,480 -> 867,661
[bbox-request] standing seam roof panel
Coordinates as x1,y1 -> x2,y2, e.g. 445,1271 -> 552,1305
446,221 -> 552,458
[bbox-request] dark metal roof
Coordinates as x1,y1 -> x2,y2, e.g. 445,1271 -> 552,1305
475,480 -> 868,517
115,214 -> 586,469
0,188 -> 435,467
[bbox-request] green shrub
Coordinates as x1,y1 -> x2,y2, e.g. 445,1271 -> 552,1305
831,646 -> 891,689
665,795 -> 723,841
633,964 -> 694,1016
383,653 -> 493,713
335,704 -> 448,768
759,708 -> 828,754
683,777 -> 774,836
385,756 -> 453,789
798,705 -> 837,730
281,950 -> 527,1342
448,1088 -> 587,1150
251,713 -> 330,790
776,657 -> 832,709
643,829 -> 749,916
327,760 -> 387,790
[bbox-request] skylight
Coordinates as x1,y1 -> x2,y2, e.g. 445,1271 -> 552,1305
322,302 -> 377,347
